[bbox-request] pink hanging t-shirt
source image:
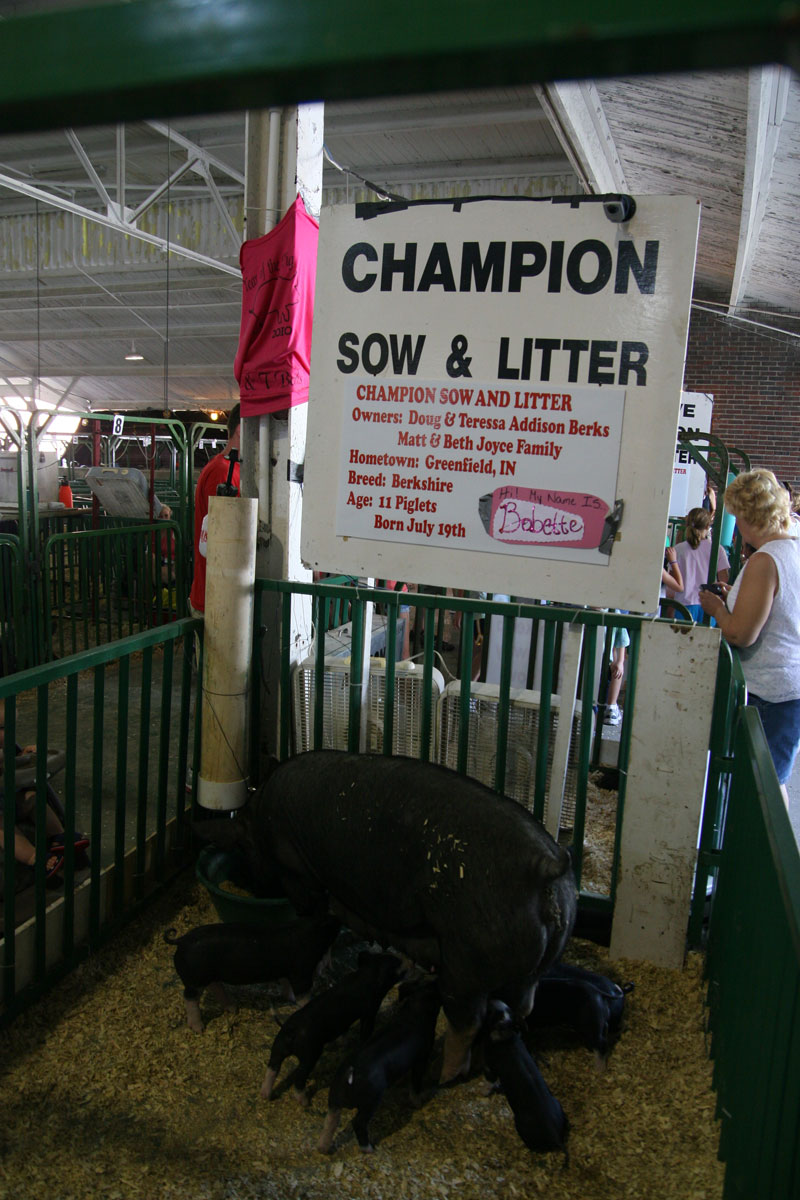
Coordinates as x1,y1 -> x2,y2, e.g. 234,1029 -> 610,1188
234,194 -> 319,416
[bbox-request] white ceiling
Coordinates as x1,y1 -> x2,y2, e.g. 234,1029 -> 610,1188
0,67 -> 796,420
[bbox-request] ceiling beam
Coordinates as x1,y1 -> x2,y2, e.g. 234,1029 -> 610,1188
0,276 -> 241,301
145,120 -> 246,184
0,170 -> 241,276
325,100 -> 552,135
65,128 -> 115,211
324,156 -> 572,188
728,65 -> 790,312
0,326 -> 237,342
536,81 -> 627,195
16,364 -> 235,379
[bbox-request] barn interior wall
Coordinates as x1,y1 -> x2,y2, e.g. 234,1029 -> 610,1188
683,301 -> 800,490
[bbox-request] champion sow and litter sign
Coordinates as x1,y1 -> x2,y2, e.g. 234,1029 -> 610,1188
302,196 -> 700,612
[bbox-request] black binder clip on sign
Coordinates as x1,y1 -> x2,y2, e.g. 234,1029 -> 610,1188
216,448 -> 239,497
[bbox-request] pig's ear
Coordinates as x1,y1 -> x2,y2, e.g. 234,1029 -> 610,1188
191,814 -> 248,852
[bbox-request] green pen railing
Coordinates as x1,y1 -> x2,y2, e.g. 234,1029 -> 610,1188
705,706 -> 800,1200
688,642 -> 747,946
2,571 -> 793,1200
43,521 -> 185,659
255,577 -> 646,916
0,617 -> 200,1026
0,413 -> 195,669
258,574 -> 800,1200
0,534 -> 23,673
678,431 -> 751,586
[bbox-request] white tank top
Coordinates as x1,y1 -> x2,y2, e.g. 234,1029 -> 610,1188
726,537 -> 800,702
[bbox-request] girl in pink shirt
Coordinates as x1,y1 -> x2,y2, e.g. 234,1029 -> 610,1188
668,507 -> 730,621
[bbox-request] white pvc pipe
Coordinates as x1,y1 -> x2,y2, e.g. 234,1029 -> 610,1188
265,108 -> 282,232
198,496 -> 258,810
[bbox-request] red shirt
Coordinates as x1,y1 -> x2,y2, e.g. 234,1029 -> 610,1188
189,452 -> 240,613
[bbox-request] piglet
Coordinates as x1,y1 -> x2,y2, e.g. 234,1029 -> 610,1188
483,1000 -> 569,1155
262,951 -> 404,1105
164,915 -> 340,1032
527,961 -> 634,1064
318,979 -> 440,1154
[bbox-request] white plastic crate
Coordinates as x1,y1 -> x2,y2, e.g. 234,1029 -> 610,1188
291,656 -> 444,758
436,680 -> 583,829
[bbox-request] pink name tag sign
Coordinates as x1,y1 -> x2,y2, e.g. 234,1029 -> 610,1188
481,486 -> 610,549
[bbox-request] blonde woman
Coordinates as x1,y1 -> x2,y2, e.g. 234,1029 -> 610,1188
668,507 -> 729,621
699,469 -> 800,803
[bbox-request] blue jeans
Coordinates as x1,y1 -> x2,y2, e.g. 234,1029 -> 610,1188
748,693 -> 800,785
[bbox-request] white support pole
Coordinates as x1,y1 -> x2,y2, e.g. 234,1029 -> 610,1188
198,496 -> 258,810
261,104 -> 323,755
237,104 -> 324,758
609,621 -> 720,967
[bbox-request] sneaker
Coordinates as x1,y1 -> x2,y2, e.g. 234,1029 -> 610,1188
603,703 -> 622,726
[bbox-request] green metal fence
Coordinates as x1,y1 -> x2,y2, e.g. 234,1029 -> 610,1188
255,577 -> 648,919
43,520 -> 185,659
688,644 -> 747,946
0,410 -> 197,667
257,576 -> 750,936
68,413 -> 194,562
0,617 -> 201,1026
258,574 -> 800,1199
0,534 -> 22,674
705,706 -> 800,1199
3,570 -> 795,1200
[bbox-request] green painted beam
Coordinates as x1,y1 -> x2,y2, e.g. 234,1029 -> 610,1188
0,0 -> 797,134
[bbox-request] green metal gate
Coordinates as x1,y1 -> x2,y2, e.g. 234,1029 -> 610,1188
705,706 -> 800,1199
0,618 -> 201,1025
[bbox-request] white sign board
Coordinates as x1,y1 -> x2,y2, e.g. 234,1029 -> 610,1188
303,196 -> 700,612
669,391 -> 713,518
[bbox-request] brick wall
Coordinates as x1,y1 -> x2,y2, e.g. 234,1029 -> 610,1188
683,303 -> 800,491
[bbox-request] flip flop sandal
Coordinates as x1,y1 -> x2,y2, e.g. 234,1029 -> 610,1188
45,849 -> 65,882
49,832 -> 90,853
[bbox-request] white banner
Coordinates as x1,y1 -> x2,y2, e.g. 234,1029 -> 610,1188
670,391 -> 713,518
303,196 -> 700,612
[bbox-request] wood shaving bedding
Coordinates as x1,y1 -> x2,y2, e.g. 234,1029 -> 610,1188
0,872 -> 724,1200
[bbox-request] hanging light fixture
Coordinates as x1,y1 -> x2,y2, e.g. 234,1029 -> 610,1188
125,340 -> 144,362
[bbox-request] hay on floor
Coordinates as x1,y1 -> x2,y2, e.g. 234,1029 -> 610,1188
0,874 -> 724,1200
